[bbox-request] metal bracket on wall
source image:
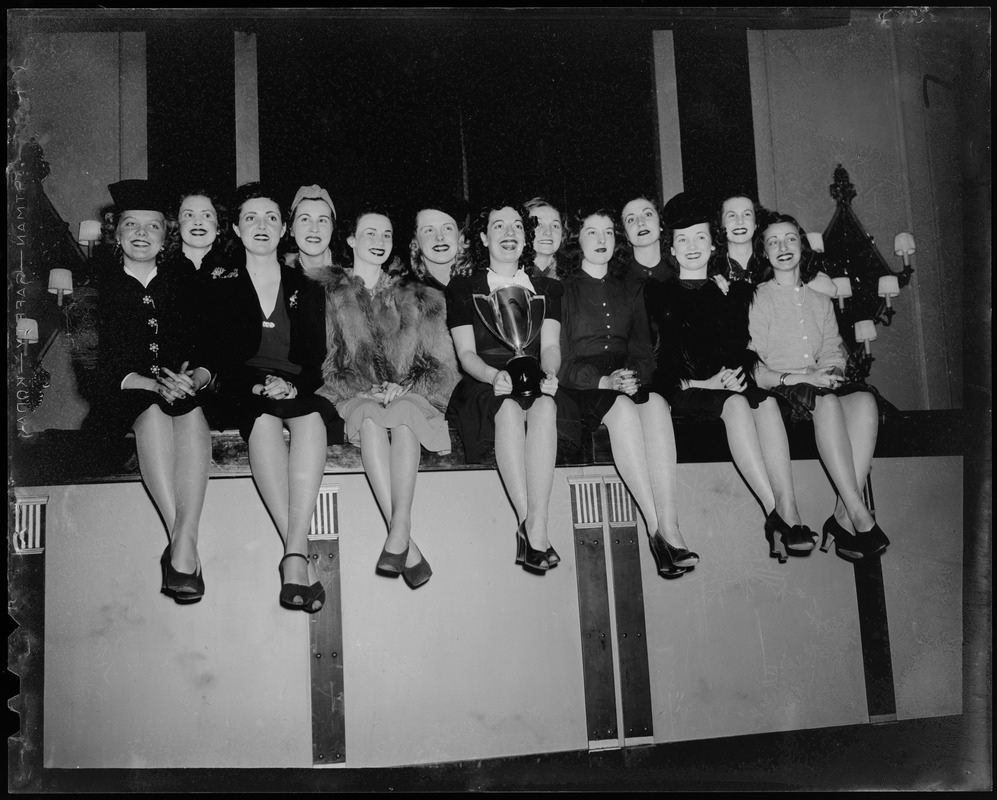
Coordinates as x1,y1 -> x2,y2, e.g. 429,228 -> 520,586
307,483 -> 347,766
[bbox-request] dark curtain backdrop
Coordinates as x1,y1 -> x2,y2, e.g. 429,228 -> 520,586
146,16 -> 757,232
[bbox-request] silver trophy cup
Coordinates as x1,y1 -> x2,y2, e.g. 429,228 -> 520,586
472,284 -> 547,396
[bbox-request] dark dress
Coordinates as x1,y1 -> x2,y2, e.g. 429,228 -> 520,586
711,250 -> 765,284
167,247 -> 236,431
209,260 -> 343,443
445,270 -> 581,463
558,270 -> 656,430
89,257 -> 204,439
625,247 -> 676,284
645,277 -> 766,420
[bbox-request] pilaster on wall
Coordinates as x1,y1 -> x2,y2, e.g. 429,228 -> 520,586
651,31 -> 683,204
234,32 -> 261,185
119,32 -> 147,180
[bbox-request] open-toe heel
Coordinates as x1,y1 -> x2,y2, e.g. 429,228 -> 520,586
856,523 -> 890,558
821,517 -> 865,563
516,521 -> 552,572
160,544 -> 205,604
279,553 -> 325,613
765,511 -> 814,558
648,532 -> 689,578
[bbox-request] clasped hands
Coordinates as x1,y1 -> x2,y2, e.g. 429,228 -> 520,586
705,366 -> 747,392
155,361 -> 205,404
801,365 -> 845,389
599,368 -> 640,396
491,370 -> 558,397
252,374 -> 298,400
364,381 -> 411,406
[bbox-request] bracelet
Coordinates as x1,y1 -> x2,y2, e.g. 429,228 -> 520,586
779,373 -> 790,386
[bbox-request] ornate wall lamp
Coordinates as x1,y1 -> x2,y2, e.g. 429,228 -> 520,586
818,165 -> 915,380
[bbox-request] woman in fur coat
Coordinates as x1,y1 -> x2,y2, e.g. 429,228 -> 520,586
317,207 -> 459,589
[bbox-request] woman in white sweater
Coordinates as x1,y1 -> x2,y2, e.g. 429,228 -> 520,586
748,213 -> 888,562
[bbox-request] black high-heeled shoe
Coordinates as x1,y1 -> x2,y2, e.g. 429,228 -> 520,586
515,521 -> 550,574
376,542 -> 408,576
160,544 -> 204,604
278,553 -> 325,613
855,523 -> 890,557
545,546 -> 561,568
402,553 -> 433,589
820,516 -> 865,563
648,532 -> 689,579
764,510 -> 816,558
655,533 -> 699,568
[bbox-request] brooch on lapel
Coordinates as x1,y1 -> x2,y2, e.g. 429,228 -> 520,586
211,266 -> 238,280
289,290 -> 299,308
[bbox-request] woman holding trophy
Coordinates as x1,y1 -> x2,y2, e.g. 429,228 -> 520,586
447,202 -> 577,573
558,207 -> 698,578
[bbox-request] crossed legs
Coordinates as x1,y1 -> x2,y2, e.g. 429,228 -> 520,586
601,392 -> 689,549
814,392 -> 879,533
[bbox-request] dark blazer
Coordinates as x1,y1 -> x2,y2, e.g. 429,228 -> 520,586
208,260 -> 327,399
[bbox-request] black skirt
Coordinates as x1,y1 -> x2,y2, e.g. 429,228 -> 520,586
669,386 -> 772,422
446,376 -> 582,464
234,367 -> 344,444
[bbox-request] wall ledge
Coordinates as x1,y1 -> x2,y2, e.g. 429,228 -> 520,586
10,409 -> 963,487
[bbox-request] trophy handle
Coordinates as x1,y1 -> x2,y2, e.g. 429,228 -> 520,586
525,295 -> 546,346
472,294 -> 505,342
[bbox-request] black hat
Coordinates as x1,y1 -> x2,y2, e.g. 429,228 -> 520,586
107,179 -> 168,214
661,191 -> 712,232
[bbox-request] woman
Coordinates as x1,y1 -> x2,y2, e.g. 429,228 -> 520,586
748,213 -> 888,561
524,197 -> 565,280
447,202 -> 574,573
408,199 -> 465,290
288,184 -> 337,282
715,192 -> 837,298
620,193 -> 676,284
211,182 -> 342,612
316,207 -> 459,589
94,179 -> 212,603
169,188 -> 228,278
648,193 -> 814,561
558,207 -> 699,577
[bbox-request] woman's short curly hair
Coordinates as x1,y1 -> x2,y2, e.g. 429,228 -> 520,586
99,206 -> 172,268
454,201 -> 536,278
560,206 -> 630,280
161,187 -> 231,262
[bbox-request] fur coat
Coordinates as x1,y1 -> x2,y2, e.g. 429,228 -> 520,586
315,266 -> 459,412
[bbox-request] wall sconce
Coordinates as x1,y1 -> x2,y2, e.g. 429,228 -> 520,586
79,220 -> 102,258
48,269 -> 74,307
878,274 -> 901,323
16,318 -> 39,356
893,232 -> 916,285
832,276 -> 853,311
854,319 -> 877,354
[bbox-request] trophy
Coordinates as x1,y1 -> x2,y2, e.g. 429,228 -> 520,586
473,284 -> 546,396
